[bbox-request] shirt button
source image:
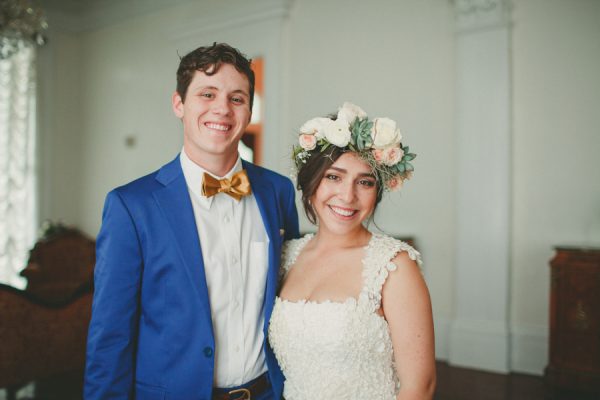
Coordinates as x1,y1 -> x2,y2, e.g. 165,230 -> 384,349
223,215 -> 230,223
203,347 -> 213,357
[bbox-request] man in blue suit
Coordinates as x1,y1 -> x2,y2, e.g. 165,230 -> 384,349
84,43 -> 299,400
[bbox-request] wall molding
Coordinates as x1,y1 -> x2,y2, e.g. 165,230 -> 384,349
44,0 -> 293,34
454,0 -> 510,33
46,0 -> 193,33
452,0 -> 512,373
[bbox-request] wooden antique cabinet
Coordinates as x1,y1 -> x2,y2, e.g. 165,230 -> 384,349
545,246 -> 600,398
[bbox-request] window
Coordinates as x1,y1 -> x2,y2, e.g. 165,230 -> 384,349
0,44 -> 37,288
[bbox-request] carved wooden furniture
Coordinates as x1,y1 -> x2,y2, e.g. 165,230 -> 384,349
20,226 -> 95,303
0,226 -> 95,399
545,246 -> 600,399
0,284 -> 92,395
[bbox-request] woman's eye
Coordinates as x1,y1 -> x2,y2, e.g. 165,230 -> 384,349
200,92 -> 214,99
324,174 -> 340,181
358,179 -> 376,187
231,96 -> 245,104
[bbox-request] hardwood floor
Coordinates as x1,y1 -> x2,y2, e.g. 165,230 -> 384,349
434,361 -> 546,400
4,362 -> 596,399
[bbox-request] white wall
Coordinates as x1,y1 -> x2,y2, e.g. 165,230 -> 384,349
510,0 -> 600,373
287,0 -> 456,358
37,0 -> 600,375
38,29 -> 84,227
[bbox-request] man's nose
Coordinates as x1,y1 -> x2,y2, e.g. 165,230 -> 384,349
212,96 -> 232,115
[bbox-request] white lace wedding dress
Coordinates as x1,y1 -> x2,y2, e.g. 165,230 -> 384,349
268,233 -> 422,400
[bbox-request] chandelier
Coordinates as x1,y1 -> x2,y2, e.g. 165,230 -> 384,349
0,0 -> 48,59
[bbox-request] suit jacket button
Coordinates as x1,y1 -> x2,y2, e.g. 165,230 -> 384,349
203,347 -> 213,357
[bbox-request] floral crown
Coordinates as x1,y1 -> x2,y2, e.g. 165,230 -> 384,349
292,102 -> 416,192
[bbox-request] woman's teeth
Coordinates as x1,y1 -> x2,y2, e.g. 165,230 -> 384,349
330,206 -> 356,217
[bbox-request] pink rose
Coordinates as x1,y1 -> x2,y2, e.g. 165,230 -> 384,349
299,134 -> 317,150
386,175 -> 404,192
382,146 -> 404,166
372,149 -> 384,163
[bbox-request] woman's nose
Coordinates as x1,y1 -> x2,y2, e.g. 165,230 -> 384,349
337,180 -> 356,202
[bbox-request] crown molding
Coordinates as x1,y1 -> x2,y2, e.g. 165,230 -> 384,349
45,0 -> 195,33
454,0 -> 511,33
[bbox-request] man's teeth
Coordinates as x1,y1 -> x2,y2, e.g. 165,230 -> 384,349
206,123 -> 229,131
330,206 -> 356,217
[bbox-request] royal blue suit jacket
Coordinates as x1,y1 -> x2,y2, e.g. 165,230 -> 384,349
84,155 -> 299,400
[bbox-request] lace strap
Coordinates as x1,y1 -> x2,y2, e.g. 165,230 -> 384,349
279,234 -> 313,280
360,234 -> 422,311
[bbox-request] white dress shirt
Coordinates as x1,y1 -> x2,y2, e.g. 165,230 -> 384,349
180,149 -> 269,387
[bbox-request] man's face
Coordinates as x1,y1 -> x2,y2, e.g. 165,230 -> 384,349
172,64 -> 251,167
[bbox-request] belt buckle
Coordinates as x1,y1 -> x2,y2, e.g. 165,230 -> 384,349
228,387 -> 251,400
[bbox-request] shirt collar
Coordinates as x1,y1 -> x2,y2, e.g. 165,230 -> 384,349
180,148 -> 243,209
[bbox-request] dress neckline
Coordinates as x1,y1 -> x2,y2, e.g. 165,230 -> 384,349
277,232 -> 376,305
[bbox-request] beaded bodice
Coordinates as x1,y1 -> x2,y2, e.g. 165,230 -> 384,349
268,234 -> 422,400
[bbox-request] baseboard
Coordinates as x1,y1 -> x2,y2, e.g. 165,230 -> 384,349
510,323 -> 548,376
448,318 -> 511,373
436,317 -> 547,375
434,315 -> 451,361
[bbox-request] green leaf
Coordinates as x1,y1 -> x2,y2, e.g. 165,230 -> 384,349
405,162 -> 414,172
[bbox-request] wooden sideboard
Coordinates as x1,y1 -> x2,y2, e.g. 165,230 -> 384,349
544,246 -> 600,399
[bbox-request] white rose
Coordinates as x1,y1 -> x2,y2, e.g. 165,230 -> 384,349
337,102 -> 367,125
371,117 -> 402,148
298,134 -> 317,150
323,119 -> 351,147
299,117 -> 329,139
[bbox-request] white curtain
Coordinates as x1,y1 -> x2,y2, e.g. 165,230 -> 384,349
0,43 -> 37,289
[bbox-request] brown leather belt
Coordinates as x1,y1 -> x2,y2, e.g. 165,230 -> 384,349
212,373 -> 270,400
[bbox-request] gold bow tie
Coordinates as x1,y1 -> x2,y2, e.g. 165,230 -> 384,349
202,170 -> 252,201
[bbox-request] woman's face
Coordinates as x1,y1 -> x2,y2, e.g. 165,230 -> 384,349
310,152 -> 378,235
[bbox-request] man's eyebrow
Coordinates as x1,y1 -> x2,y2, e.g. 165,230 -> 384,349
190,85 -> 249,96
231,89 -> 249,97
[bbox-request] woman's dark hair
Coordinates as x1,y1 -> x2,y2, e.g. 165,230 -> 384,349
176,42 -> 255,109
297,146 -> 384,225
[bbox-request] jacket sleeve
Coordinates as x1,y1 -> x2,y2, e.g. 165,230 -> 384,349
84,190 -> 143,399
282,178 -> 300,240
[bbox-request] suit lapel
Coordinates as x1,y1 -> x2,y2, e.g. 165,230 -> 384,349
153,156 -> 213,328
243,161 -> 281,325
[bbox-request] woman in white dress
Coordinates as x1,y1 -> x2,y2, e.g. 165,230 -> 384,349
268,103 -> 436,400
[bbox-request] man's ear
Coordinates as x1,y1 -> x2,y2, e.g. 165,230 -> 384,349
172,91 -> 184,118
